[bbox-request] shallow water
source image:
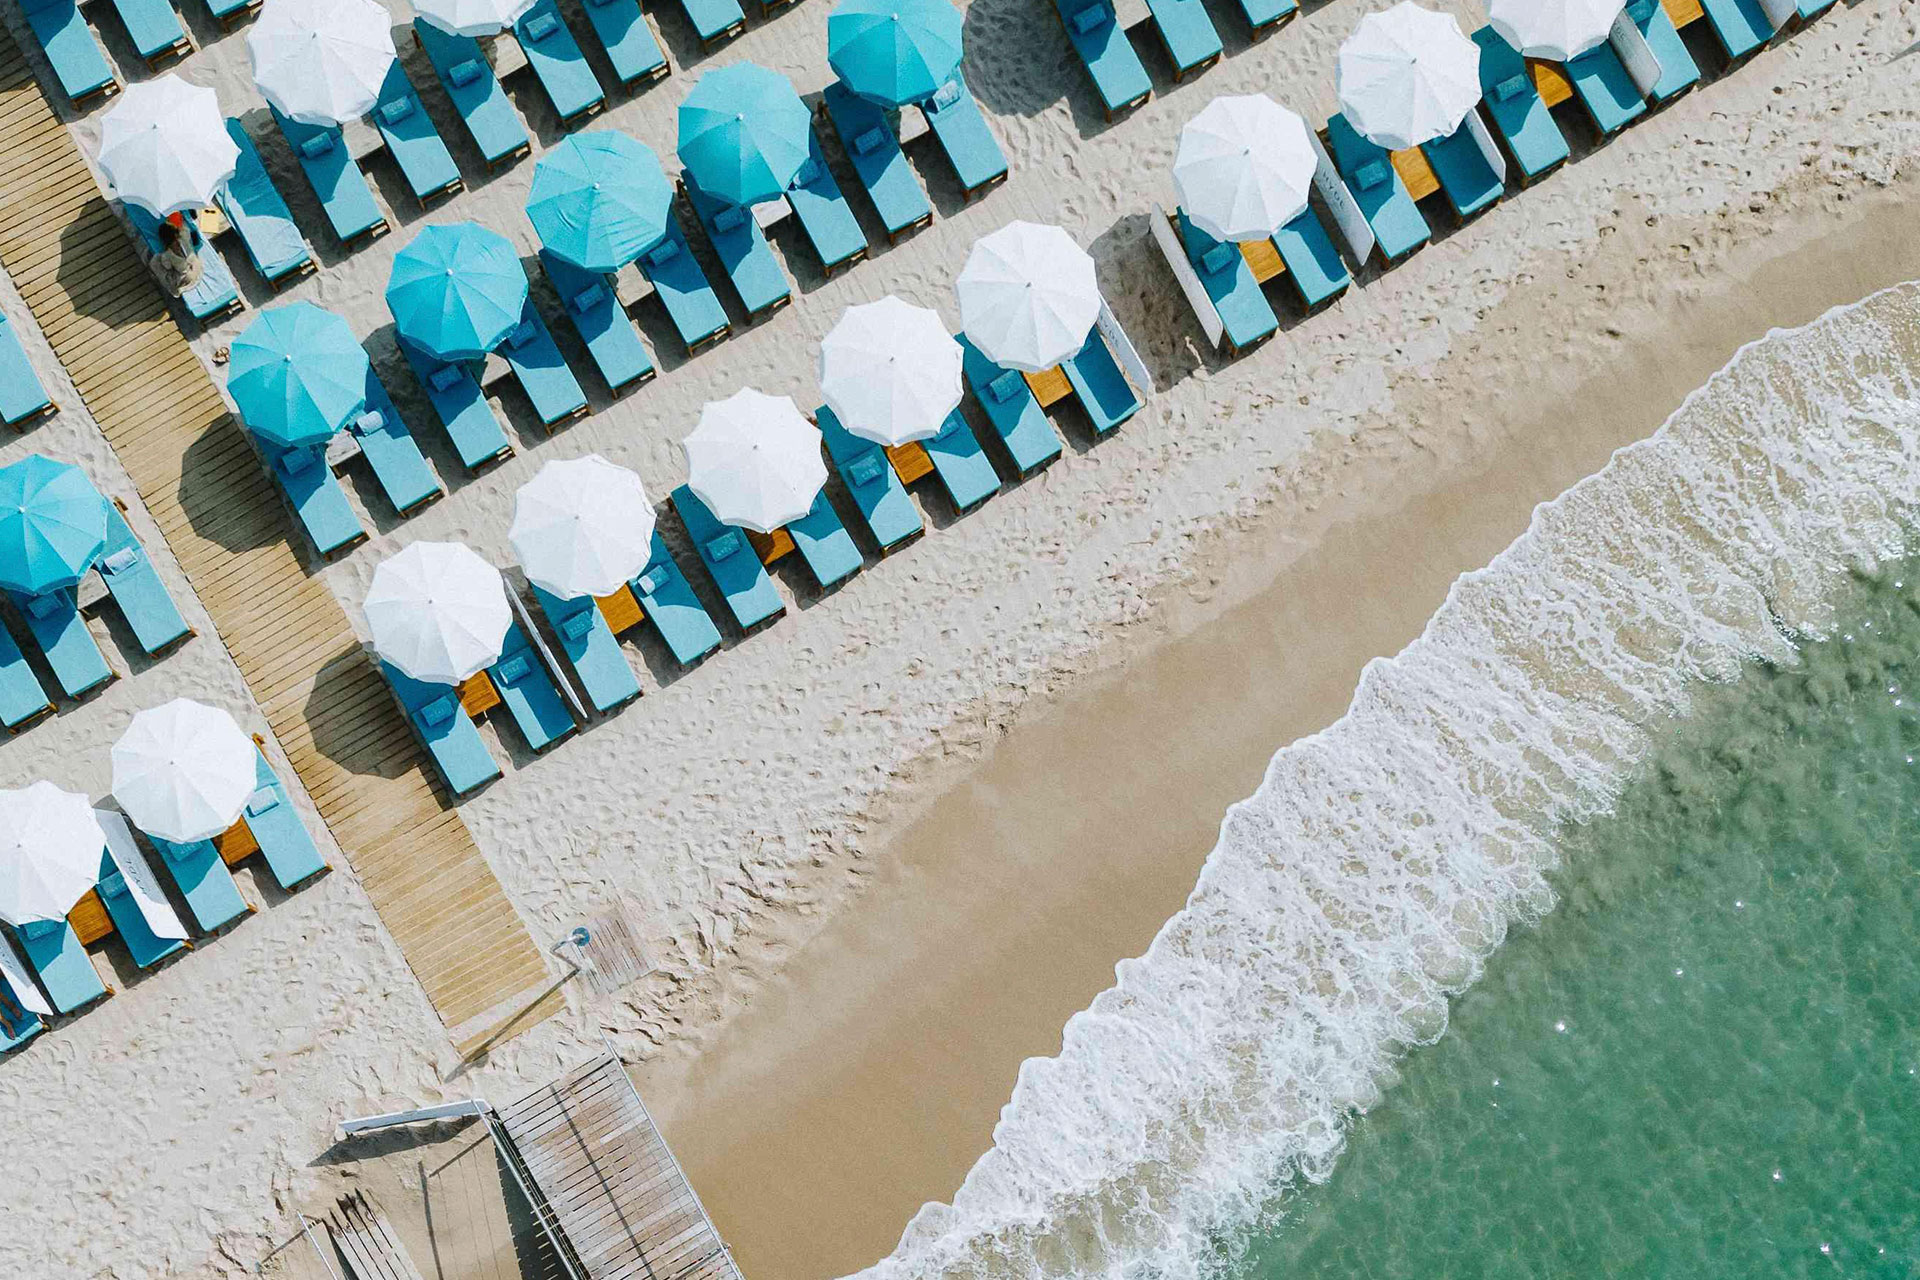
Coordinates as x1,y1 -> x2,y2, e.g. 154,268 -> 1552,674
1248,566 -> 1920,1278
857,286 -> 1920,1280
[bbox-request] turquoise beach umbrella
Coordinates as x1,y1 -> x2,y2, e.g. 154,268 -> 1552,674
227,302 -> 370,450
677,63 -> 812,208
385,221 -> 529,363
0,455 -> 108,595
526,132 -> 673,273
828,0 -> 963,108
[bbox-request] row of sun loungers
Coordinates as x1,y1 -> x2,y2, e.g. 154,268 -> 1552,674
1167,7 -> 1832,356
0,767 -> 327,1041
375,320 -> 1137,794
0,500 -> 192,732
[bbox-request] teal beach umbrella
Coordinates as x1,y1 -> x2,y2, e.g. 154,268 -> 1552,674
0,455 -> 108,595
526,132 -> 673,273
227,302 -> 370,450
385,222 -> 529,362
677,63 -> 813,208
828,0 -> 963,108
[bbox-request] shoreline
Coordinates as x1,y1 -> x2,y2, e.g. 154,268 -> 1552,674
642,173 -> 1920,1280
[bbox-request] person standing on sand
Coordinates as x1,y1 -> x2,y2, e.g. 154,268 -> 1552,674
150,209 -> 203,297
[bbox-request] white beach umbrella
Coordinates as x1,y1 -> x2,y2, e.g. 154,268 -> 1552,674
510,455 -> 656,600
1336,2 -> 1483,151
365,542 -> 511,685
1173,94 -> 1316,244
683,390 -> 828,534
956,221 -> 1101,374
1488,0 -> 1624,60
819,297 -> 964,447
97,76 -> 239,218
248,0 -> 397,127
414,0 -> 538,35
110,699 -> 256,844
0,783 -> 106,927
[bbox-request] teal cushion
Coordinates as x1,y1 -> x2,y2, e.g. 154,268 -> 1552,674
417,696 -> 456,728
712,204 -> 747,233
560,611 -> 594,640
102,547 -> 139,574
24,592 -> 59,619
280,447 -> 317,475
380,95 -> 416,124
706,531 -> 742,561
847,451 -> 885,486
852,127 -> 886,156
299,132 -> 336,160
987,370 -> 1022,404
506,318 -> 536,349
246,786 -> 280,816
495,655 -> 531,683
1199,242 -> 1236,274
523,11 -> 560,39
1353,158 -> 1391,190
98,870 -> 129,898
19,919 -> 63,940
931,79 -> 962,110
428,363 -> 464,393
792,158 -> 821,187
449,59 -> 484,88
1492,73 -> 1531,103
1070,2 -> 1108,32
570,282 -> 607,313
636,566 -> 669,595
353,410 -> 384,434
644,239 -> 679,268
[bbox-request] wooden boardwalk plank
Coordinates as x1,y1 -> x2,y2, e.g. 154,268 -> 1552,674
0,30 -> 555,1047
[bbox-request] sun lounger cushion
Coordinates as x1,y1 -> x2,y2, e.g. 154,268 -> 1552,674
1492,73 -> 1530,102
96,851 -> 187,971
672,486 -> 783,632
707,531 -> 742,561
645,239 -> 679,267
9,584 -> 112,699
822,82 -> 932,243
919,73 -> 1008,198
923,412 -> 999,512
987,371 -> 1022,403
1175,208 -> 1277,354
0,622 -> 52,730
153,837 -> 250,934
450,58 -> 483,86
240,750 -> 327,891
1199,242 -> 1237,273
524,11 -> 559,38
488,623 -> 576,751
541,249 -> 654,397
535,585 -> 639,713
1071,3 -> 1107,32
572,283 -> 607,312
384,660 -> 499,794
299,132 -> 335,160
713,205 -> 747,233
15,917 -> 105,1012
1469,31 -> 1571,182
561,612 -> 593,639
1353,159 -> 1391,189
1271,209 -> 1350,310
847,451 -> 885,486
428,363 -> 464,393
515,0 -> 606,123
1061,331 -> 1140,436
381,96 -> 415,124
682,168 -> 790,318
418,695 -> 455,728
852,127 -> 887,156
0,315 -> 53,426
507,319 -> 536,349
496,655 -> 530,682
959,335 -> 1061,477
353,366 -> 442,515
1053,0 -> 1150,118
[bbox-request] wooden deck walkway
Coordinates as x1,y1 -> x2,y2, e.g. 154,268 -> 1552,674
0,30 -> 558,1048
497,1055 -> 744,1280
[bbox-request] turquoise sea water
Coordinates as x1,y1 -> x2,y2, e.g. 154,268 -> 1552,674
861,288 -> 1920,1280
1248,567 -> 1920,1278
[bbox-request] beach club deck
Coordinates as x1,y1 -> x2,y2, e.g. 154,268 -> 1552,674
0,28 -> 557,1052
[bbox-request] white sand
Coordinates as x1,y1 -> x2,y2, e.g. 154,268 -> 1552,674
0,0 -> 1915,1275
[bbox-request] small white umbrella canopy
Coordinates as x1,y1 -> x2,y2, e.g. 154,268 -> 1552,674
1173,95 -> 1316,243
1336,2 -> 1483,151
110,699 -> 257,844
956,221 -> 1101,374
248,0 -> 397,126
97,76 -> 239,218
0,783 -> 106,927
1488,0 -> 1624,60
819,297 -> 964,447
365,542 -> 511,685
683,390 -> 828,534
510,455 -> 656,599
414,0 -> 538,35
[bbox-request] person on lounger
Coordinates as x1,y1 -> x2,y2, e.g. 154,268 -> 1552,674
150,211 -> 204,296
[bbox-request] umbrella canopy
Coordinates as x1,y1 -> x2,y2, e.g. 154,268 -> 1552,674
827,0 -> 964,108
249,0 -> 397,127
111,700 -> 256,844
228,302 -> 370,450
365,542 -> 511,685
414,0 -> 537,35
385,222 -> 529,363
526,132 -> 673,273
510,456 -> 655,599
97,76 -> 238,218
956,221 -> 1101,373
0,783 -> 105,927
677,63 -> 813,208
683,390 -> 827,533
819,297 -> 963,446
1173,95 -> 1316,243
1488,0 -> 1624,60
1336,2 -> 1481,151
0,455 -> 107,596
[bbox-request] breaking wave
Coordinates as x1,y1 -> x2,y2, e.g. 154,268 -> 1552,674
850,283 -> 1920,1280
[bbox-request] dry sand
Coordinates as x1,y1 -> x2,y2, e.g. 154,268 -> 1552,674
0,0 -> 1915,1275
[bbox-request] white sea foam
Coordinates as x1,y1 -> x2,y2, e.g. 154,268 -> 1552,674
849,284 -> 1920,1280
